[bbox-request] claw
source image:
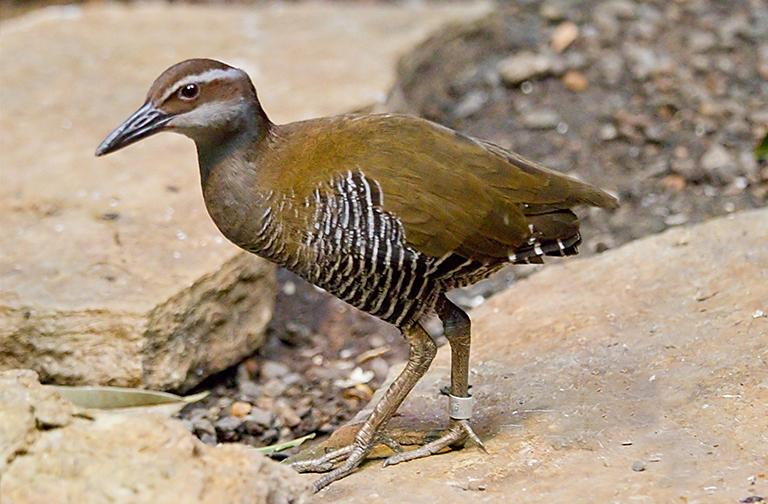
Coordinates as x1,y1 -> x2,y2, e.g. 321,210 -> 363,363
382,419 -> 484,467
312,445 -> 370,492
290,445 -> 353,473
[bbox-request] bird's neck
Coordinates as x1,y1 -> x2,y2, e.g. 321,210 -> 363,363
195,101 -> 271,185
195,114 -> 297,265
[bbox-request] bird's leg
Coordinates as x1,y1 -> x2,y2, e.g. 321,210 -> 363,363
292,323 -> 437,491
383,296 -> 485,467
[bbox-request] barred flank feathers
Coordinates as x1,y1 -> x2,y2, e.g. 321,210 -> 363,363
508,233 -> 581,265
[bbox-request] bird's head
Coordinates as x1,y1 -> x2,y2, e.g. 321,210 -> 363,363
96,58 -> 266,156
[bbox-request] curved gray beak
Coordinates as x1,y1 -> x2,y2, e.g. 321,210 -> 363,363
95,102 -> 169,156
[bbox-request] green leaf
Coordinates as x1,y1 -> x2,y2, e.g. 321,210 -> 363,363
44,385 -> 209,410
256,433 -> 316,455
756,133 -> 768,161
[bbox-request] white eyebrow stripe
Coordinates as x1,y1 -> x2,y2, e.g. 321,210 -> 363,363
160,67 -> 242,102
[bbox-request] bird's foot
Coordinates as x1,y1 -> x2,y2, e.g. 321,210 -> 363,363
290,433 -> 404,491
382,419 -> 486,467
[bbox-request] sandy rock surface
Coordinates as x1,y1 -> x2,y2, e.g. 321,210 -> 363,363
0,1 -> 491,390
301,209 -> 768,503
0,369 -> 311,504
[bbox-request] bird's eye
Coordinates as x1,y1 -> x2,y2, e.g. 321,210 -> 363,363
178,83 -> 199,101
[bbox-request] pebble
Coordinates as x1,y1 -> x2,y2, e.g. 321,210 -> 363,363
660,175 -> 687,192
497,51 -> 553,85
369,357 -> 390,381
688,30 -> 717,53
551,21 -> 579,53
539,0 -> 567,21
523,110 -> 561,130
276,402 -> 302,428
624,45 -> 669,80
215,415 -> 243,433
260,360 -> 290,379
238,380 -> 261,400
230,401 -> 252,418
599,124 -> 618,141
453,90 -> 488,119
701,144 -> 738,183
631,460 -> 647,472
262,378 -> 288,397
563,70 -> 589,91
599,53 -> 624,85
244,407 -> 274,429
191,417 -> 216,437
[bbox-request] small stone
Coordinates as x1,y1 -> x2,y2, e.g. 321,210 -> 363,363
551,21 -> 579,53
523,110 -> 561,130
214,416 -> 243,441
467,480 -> 488,491
599,124 -> 618,141
688,30 -> 717,53
260,360 -> 290,379
244,407 -> 274,429
498,52 -> 553,85
701,144 -> 738,183
453,90 -> 488,119
759,44 -> 768,80
631,460 -> 646,472
230,401 -> 252,418
540,0 -> 567,21
239,380 -> 261,400
562,70 -> 588,91
660,175 -> 687,192
624,45 -> 670,80
262,378 -> 288,397
191,417 -> 215,437
276,403 -> 302,428
664,214 -> 689,227
599,53 -> 624,85
369,357 -> 390,381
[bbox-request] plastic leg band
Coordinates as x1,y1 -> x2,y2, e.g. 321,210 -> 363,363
448,394 -> 473,420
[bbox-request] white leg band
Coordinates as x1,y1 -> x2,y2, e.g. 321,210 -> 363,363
448,394 -> 473,420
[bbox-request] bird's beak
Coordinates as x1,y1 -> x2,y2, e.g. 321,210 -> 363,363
95,102 -> 170,156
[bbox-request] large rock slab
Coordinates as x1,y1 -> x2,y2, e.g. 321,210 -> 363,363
0,369 -> 311,503
0,2 -> 491,390
305,209 -> 768,503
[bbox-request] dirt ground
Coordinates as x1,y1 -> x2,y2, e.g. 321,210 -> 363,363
176,0 -> 767,454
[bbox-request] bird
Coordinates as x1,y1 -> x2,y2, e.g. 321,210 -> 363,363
96,58 -> 618,491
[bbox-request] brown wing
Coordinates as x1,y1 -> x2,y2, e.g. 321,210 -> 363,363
269,114 -> 618,262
